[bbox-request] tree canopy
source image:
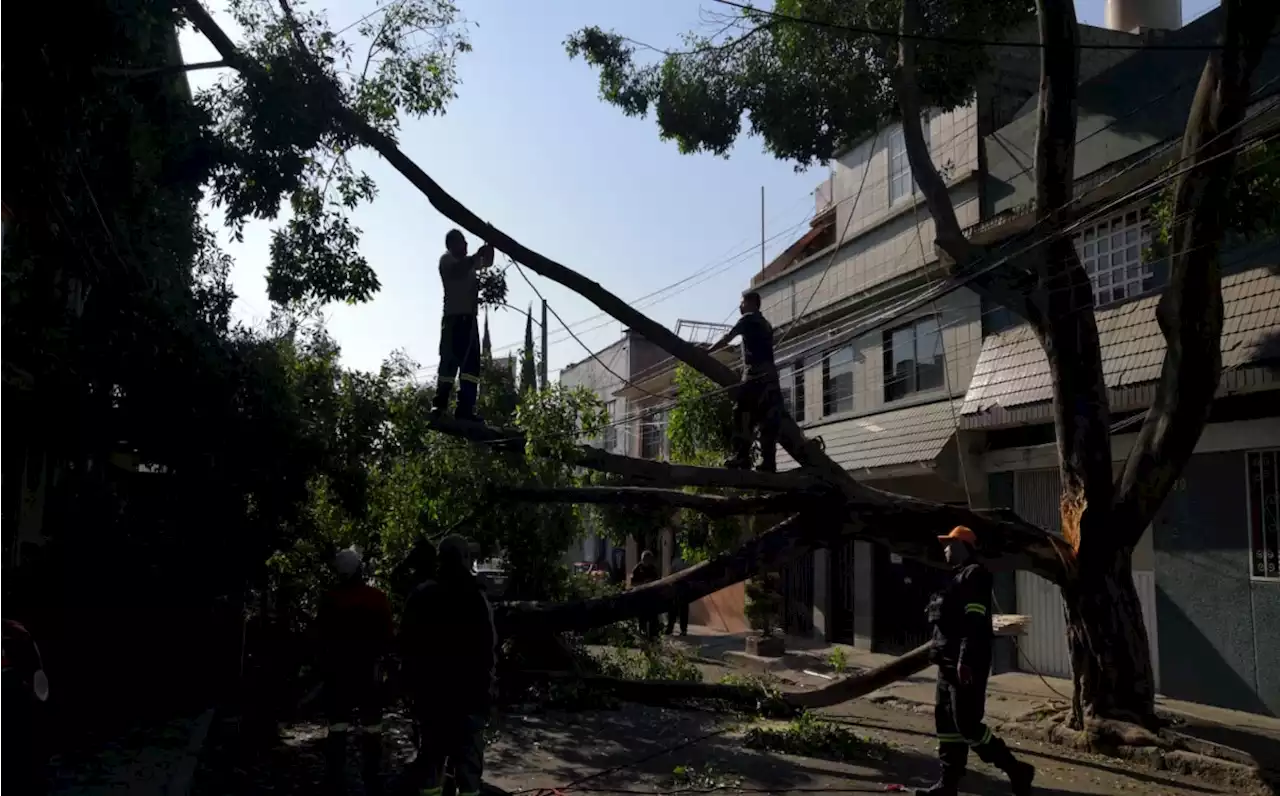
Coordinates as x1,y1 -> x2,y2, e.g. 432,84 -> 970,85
566,0 -> 1033,167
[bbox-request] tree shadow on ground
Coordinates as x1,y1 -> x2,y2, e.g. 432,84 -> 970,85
486,705 -> 1213,796
838,712 -> 1227,795
193,703 -> 1232,796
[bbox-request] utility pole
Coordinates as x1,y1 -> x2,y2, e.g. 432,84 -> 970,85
760,185 -> 765,274
540,298 -> 549,389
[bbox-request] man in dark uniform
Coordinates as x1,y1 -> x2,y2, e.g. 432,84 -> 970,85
711,291 -> 782,473
918,526 -> 1035,796
433,229 -> 494,422
399,535 -> 497,796
629,550 -> 661,641
316,548 -> 396,795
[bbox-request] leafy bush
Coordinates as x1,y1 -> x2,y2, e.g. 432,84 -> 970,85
743,712 -> 890,762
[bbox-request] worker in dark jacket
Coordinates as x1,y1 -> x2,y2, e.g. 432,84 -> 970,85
317,548 -> 395,795
432,229 -> 494,422
918,526 -> 1035,796
629,550 -> 661,641
711,291 -> 782,473
399,535 -> 497,796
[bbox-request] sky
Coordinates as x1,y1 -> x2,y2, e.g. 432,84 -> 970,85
177,0 -> 1218,384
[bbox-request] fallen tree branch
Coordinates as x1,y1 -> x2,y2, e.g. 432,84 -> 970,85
504,485 -> 827,517
183,0 -> 1074,596
497,512 -> 820,635
427,414 -> 826,491
518,641 -> 935,713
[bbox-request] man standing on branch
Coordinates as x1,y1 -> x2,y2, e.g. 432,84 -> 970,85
918,526 -> 1034,796
711,291 -> 782,473
433,229 -> 495,422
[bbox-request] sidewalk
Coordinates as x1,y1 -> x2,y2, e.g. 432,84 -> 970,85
48,709 -> 215,796
669,626 -> 1280,773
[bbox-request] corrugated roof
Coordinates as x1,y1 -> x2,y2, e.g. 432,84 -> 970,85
779,399 -> 963,473
962,265 -> 1280,417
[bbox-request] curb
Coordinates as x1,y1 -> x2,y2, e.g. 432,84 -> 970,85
866,693 -> 1277,796
165,708 -> 217,796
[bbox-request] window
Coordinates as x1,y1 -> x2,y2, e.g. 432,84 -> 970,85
1248,449 -> 1279,580
822,347 -> 854,416
1075,207 -> 1155,307
603,400 -> 617,451
640,409 -> 667,460
888,117 -> 931,204
883,316 -> 944,402
780,359 -> 806,423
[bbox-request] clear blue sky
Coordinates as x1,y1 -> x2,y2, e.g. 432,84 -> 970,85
178,0 -> 1217,382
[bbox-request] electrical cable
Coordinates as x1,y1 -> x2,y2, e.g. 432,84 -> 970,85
711,0 -> 1269,51
457,123 -> 1279,453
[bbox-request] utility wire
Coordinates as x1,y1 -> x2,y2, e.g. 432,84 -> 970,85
466,123 -> 1278,452
712,0 -> 1260,51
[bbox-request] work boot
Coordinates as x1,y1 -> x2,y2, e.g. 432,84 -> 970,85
913,773 -> 960,796
455,380 -> 482,423
1006,759 -> 1035,796
431,382 -> 453,419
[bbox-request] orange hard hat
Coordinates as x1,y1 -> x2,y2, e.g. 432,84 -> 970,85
938,525 -> 978,546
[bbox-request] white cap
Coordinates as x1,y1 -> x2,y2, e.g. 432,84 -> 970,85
334,547 -> 363,577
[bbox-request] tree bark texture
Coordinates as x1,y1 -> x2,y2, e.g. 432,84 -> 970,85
1063,548 -> 1156,728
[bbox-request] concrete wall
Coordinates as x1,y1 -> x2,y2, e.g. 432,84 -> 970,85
1152,450 -> 1280,716
756,106 -> 981,330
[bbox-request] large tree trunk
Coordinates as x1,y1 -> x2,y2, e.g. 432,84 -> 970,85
1064,548 -> 1156,727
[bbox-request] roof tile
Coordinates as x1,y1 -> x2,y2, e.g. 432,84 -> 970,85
962,266 -> 1280,415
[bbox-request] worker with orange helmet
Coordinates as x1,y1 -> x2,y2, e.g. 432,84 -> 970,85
916,526 -> 1034,796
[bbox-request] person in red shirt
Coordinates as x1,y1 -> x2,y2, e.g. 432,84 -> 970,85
316,547 -> 395,795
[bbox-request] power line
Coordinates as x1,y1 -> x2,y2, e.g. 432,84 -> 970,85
466,124 -> 1278,451
712,0 -> 1250,51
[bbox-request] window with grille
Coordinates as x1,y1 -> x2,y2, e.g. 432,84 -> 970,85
640,410 -> 667,460
883,316 -> 945,402
1248,449 -> 1280,580
1075,207 -> 1154,307
603,400 -> 617,451
888,117 -> 931,204
822,347 -> 854,416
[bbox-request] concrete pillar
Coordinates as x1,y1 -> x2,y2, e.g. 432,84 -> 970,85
812,548 -> 830,640
853,540 -> 875,650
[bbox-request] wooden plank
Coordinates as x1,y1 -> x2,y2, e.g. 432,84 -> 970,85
993,613 -> 1031,637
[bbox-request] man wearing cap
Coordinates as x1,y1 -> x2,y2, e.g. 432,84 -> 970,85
399,535 -> 497,796
316,547 -> 396,794
918,526 -> 1035,796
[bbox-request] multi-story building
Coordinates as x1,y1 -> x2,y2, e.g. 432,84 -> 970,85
558,330 -> 669,572
747,2 -> 1280,714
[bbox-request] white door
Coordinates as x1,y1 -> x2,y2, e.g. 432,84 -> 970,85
1011,469 -> 1160,686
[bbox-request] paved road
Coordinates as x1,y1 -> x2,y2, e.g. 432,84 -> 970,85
190,697 -> 1232,796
